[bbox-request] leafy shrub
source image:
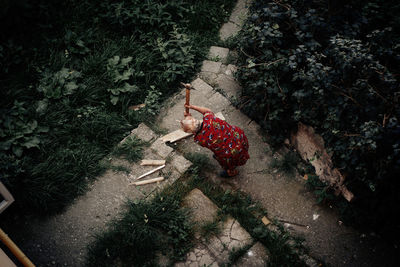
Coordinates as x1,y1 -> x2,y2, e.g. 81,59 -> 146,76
236,0 -> 400,239
0,0 -> 235,217
38,68 -> 84,99
0,101 -> 48,158
106,55 -> 139,105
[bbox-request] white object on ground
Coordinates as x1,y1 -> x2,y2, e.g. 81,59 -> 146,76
131,177 -> 164,186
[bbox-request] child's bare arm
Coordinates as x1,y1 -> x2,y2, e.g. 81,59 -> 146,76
185,104 -> 212,114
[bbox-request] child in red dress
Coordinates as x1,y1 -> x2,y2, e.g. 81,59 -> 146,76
181,104 -> 249,177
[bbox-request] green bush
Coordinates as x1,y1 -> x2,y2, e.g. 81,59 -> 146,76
236,0 -> 400,240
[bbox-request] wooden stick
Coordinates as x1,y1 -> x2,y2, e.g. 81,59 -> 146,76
0,228 -> 35,267
140,160 -> 166,166
133,165 -> 165,181
130,177 -> 164,186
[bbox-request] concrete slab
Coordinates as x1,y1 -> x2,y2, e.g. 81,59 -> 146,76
182,188 -> 219,224
201,60 -> 222,73
191,78 -> 214,95
215,73 -> 242,99
208,92 -> 231,112
209,46 -> 230,63
205,216 -> 253,264
150,138 -> 174,158
131,123 -> 157,142
228,0 -> 250,27
171,154 -> 192,174
219,22 -> 241,41
175,243 -> 218,267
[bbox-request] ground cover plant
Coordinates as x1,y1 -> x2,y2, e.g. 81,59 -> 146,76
235,0 -> 400,242
86,191 -> 193,267
0,0 -> 236,216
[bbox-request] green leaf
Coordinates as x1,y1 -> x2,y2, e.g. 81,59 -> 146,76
65,81 -> 78,94
22,136 -> 40,148
0,140 -> 12,150
120,56 -> 133,66
108,56 -> 120,67
110,95 -> 119,105
12,146 -> 23,157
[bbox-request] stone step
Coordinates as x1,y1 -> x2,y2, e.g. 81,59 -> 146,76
175,188 -> 270,266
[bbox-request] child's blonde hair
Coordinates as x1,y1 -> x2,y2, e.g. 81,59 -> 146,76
180,116 -> 200,133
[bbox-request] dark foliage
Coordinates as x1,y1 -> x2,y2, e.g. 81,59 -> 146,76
236,0 -> 400,242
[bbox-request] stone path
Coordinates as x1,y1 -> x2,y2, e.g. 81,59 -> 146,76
6,0 -> 394,266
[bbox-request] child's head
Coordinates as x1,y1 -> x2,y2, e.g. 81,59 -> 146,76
180,116 -> 200,133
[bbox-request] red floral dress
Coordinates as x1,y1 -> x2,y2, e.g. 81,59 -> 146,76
194,112 -> 249,170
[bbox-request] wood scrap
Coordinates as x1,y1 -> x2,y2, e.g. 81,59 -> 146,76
261,216 -> 271,225
140,160 -> 166,166
128,103 -> 146,111
161,129 -> 192,143
133,165 -> 165,181
130,177 -> 164,186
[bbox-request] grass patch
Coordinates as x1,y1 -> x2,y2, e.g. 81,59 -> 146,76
86,192 -> 194,267
269,151 -> 300,176
111,136 -> 145,163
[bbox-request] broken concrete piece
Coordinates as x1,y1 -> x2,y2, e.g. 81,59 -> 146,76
290,122 -> 354,201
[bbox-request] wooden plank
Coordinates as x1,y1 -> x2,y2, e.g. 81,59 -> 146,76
140,160 -> 166,166
131,177 -> 164,186
131,165 -> 165,182
161,129 -> 192,143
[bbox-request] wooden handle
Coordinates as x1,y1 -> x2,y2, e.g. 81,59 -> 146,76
185,89 -> 190,114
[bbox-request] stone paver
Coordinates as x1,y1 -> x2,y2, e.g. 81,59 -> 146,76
131,123 -> 157,142
201,60 -> 222,73
182,188 -> 259,266
215,73 -> 242,99
191,77 -> 214,95
219,0 -> 250,41
219,22 -> 241,41
183,189 -> 219,225
209,46 -> 230,63
150,138 -> 174,158
171,154 -> 192,174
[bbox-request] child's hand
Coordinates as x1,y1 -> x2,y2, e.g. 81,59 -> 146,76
184,104 -> 192,109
